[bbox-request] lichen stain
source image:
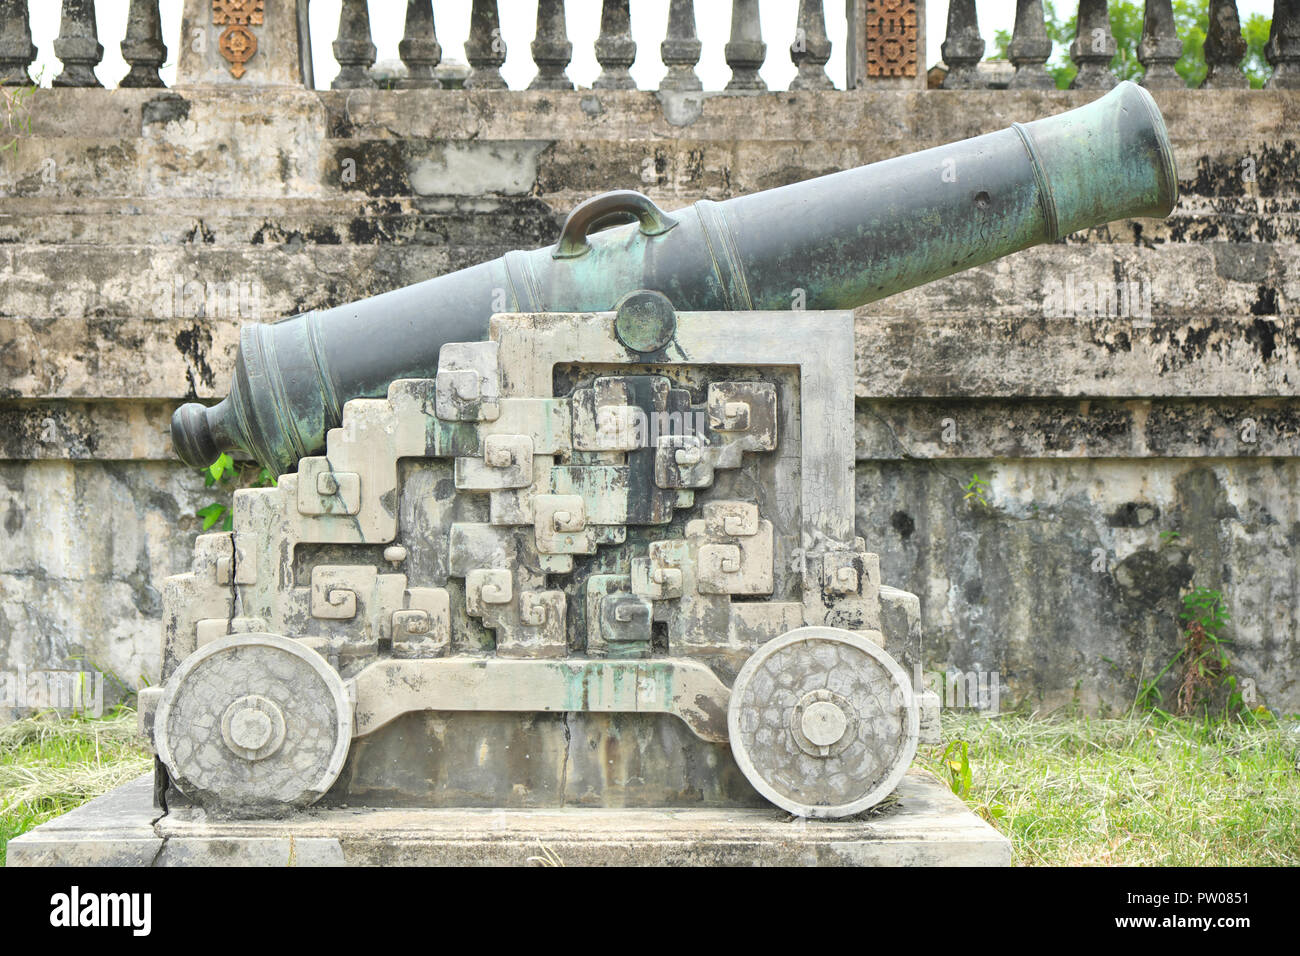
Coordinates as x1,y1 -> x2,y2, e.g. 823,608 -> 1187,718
1108,502 -> 1160,528
174,322 -> 215,398
3,503 -> 21,534
1112,546 -> 1193,607
251,221 -> 342,246
1183,140 -> 1300,200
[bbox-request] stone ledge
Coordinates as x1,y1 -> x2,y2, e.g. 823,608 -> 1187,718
855,397 -> 1300,460
6,769 -> 1010,867
19,87 -> 1300,143
1,308 -> 1293,404
5,396 -> 1300,462
4,775 -> 162,866
6,89 -> 1296,212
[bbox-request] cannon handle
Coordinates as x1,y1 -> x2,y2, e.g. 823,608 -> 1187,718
552,190 -> 677,259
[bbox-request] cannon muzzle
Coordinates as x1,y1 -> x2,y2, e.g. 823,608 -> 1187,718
174,81 -> 1177,474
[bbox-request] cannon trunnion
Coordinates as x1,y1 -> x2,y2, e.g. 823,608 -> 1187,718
141,306 -> 930,817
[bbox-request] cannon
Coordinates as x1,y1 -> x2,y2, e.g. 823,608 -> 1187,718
172,81 -> 1176,476
141,84 -> 1177,819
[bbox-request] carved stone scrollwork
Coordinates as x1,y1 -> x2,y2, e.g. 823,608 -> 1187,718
436,343 -> 502,421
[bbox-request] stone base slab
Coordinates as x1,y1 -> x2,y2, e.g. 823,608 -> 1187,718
6,768 -> 1010,867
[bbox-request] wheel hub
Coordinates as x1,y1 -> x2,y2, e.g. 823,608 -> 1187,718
221,694 -> 286,761
791,689 -> 857,757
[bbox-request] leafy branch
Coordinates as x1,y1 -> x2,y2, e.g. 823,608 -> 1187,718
1175,586 -> 1231,717
1,69 -> 41,153
937,739 -> 1006,824
963,473 -> 991,510
1134,587 -> 1264,723
195,453 -> 277,532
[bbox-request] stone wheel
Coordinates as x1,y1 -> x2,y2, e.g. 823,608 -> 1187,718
728,626 -> 918,818
154,633 -> 352,814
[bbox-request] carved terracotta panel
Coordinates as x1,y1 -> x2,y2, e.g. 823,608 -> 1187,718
865,0 -> 918,78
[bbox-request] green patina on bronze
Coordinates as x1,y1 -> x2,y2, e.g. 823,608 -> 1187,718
172,82 -> 1178,476
614,289 -> 679,354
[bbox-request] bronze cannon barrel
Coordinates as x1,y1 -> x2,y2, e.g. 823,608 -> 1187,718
173,81 -> 1177,474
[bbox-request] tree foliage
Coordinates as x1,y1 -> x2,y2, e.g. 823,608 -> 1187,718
991,0 -> 1273,89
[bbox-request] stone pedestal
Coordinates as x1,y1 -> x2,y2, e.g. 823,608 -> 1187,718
177,0 -> 312,87
6,769 -> 1011,866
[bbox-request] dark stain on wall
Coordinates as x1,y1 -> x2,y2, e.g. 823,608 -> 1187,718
174,322 -> 215,397
141,93 -> 191,127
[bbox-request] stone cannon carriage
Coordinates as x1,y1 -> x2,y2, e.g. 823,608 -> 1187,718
139,84 -> 1177,817
143,303 -> 930,816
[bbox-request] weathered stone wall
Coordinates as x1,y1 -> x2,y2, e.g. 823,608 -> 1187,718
1,87 -> 1296,716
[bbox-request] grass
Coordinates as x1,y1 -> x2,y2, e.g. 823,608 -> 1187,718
0,707 -> 152,866
0,707 -> 1296,867
919,711 -> 1300,866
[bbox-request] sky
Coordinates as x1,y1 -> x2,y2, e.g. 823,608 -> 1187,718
26,0 -> 1277,90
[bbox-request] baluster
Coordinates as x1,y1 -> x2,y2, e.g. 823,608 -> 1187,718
1266,0 -> 1300,88
465,0 -> 507,90
0,0 -> 37,86
1008,0 -> 1053,89
530,0 -> 573,90
1069,0 -> 1118,89
1139,0 -> 1184,87
53,0 -> 104,88
594,0 -> 636,89
398,0 -> 441,89
332,0 -> 377,89
120,0 -> 167,88
725,0 -> 767,90
940,0 -> 984,88
1202,0 -> 1247,87
790,0 -> 833,89
660,0 -> 701,91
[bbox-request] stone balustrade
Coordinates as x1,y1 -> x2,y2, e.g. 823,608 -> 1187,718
0,1 -> 1292,93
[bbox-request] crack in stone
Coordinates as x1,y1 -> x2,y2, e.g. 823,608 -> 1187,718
860,403 -> 917,461
148,789 -> 170,867
226,529 -> 238,633
147,833 -> 168,867
558,711 -> 572,807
